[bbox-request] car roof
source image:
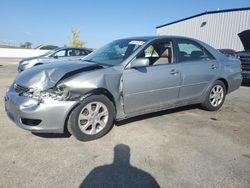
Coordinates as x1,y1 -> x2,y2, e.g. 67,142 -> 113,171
117,35 -> 198,41
56,47 -> 92,51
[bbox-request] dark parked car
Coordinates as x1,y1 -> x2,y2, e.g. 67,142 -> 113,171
5,36 -> 242,141
18,47 -> 93,72
236,50 -> 250,83
218,49 -> 250,83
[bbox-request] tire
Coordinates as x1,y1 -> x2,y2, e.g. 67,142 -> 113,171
201,80 -> 226,111
67,95 -> 115,141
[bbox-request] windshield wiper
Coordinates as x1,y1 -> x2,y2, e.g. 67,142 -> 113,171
82,59 -> 97,63
82,59 -> 111,67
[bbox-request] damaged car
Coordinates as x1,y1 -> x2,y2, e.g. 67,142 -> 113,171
5,36 -> 242,141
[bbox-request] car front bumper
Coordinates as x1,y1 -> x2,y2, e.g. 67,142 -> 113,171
4,86 -> 77,133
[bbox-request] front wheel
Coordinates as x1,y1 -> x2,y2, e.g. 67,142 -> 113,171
201,80 -> 226,111
67,95 -> 115,141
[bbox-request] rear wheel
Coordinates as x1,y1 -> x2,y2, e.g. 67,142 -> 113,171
201,80 -> 226,111
67,95 -> 115,141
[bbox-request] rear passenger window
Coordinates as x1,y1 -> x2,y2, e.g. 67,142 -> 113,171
177,40 -> 214,62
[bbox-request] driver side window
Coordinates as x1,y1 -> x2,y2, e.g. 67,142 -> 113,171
144,45 -> 159,58
138,41 -> 173,66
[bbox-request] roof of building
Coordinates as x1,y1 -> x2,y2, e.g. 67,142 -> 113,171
156,7 -> 250,29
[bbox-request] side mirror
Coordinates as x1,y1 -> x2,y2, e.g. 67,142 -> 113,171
130,58 -> 149,68
53,55 -> 58,59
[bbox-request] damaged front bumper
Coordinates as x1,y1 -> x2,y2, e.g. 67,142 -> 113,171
4,85 -> 77,133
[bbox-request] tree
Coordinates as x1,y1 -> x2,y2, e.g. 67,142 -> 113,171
20,42 -> 32,49
70,29 -> 85,47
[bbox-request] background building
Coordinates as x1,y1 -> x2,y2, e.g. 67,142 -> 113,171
156,7 -> 250,51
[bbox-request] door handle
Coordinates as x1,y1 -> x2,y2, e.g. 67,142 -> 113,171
211,64 -> 217,69
170,69 -> 179,75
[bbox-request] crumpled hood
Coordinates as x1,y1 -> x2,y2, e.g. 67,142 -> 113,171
15,61 -> 103,91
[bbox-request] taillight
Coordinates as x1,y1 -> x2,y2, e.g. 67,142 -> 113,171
240,63 -> 243,71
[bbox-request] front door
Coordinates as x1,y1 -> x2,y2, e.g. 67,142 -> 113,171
122,41 -> 181,114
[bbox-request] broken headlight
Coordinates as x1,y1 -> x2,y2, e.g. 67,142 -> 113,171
20,84 -> 70,101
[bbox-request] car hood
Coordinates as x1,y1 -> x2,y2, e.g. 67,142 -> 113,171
15,61 -> 103,91
20,55 -> 45,62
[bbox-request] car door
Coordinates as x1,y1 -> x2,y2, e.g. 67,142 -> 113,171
122,40 -> 181,114
176,39 -> 219,101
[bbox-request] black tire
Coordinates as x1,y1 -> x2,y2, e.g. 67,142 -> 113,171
201,80 -> 226,111
67,95 -> 115,141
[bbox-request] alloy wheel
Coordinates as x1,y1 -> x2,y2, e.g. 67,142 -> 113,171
78,102 -> 109,135
209,85 -> 224,107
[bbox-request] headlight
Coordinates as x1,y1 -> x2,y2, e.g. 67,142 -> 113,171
20,84 -> 70,101
21,59 -> 39,66
21,61 -> 29,66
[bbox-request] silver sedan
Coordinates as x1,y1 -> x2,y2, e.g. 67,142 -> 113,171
5,36 -> 242,141
17,47 -> 92,72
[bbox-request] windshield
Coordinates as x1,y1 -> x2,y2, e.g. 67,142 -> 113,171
42,48 -> 60,56
83,39 -> 146,66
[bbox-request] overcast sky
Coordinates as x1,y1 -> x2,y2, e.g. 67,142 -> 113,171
0,0 -> 249,48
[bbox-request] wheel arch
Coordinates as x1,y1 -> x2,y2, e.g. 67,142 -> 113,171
84,88 -> 116,106
217,78 -> 229,94
63,88 -> 116,133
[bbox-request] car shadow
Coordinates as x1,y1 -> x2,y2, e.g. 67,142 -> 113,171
31,104 -> 199,139
80,144 -> 160,188
115,104 -> 200,126
32,131 -> 71,139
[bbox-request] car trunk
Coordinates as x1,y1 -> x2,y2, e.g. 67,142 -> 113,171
238,30 -> 250,51
237,30 -> 250,71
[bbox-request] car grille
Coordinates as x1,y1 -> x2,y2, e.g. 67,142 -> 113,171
14,83 -> 29,93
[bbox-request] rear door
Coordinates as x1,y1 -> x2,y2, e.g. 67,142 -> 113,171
176,39 -> 219,101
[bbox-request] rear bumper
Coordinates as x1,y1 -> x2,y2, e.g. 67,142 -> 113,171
242,70 -> 250,81
4,87 -> 77,133
227,73 -> 242,93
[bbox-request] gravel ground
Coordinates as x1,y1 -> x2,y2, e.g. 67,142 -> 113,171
0,59 -> 250,188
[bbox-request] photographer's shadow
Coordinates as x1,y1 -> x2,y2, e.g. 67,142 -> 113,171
80,144 -> 160,188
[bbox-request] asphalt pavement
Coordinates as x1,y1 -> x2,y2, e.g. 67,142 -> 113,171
0,59 -> 250,188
